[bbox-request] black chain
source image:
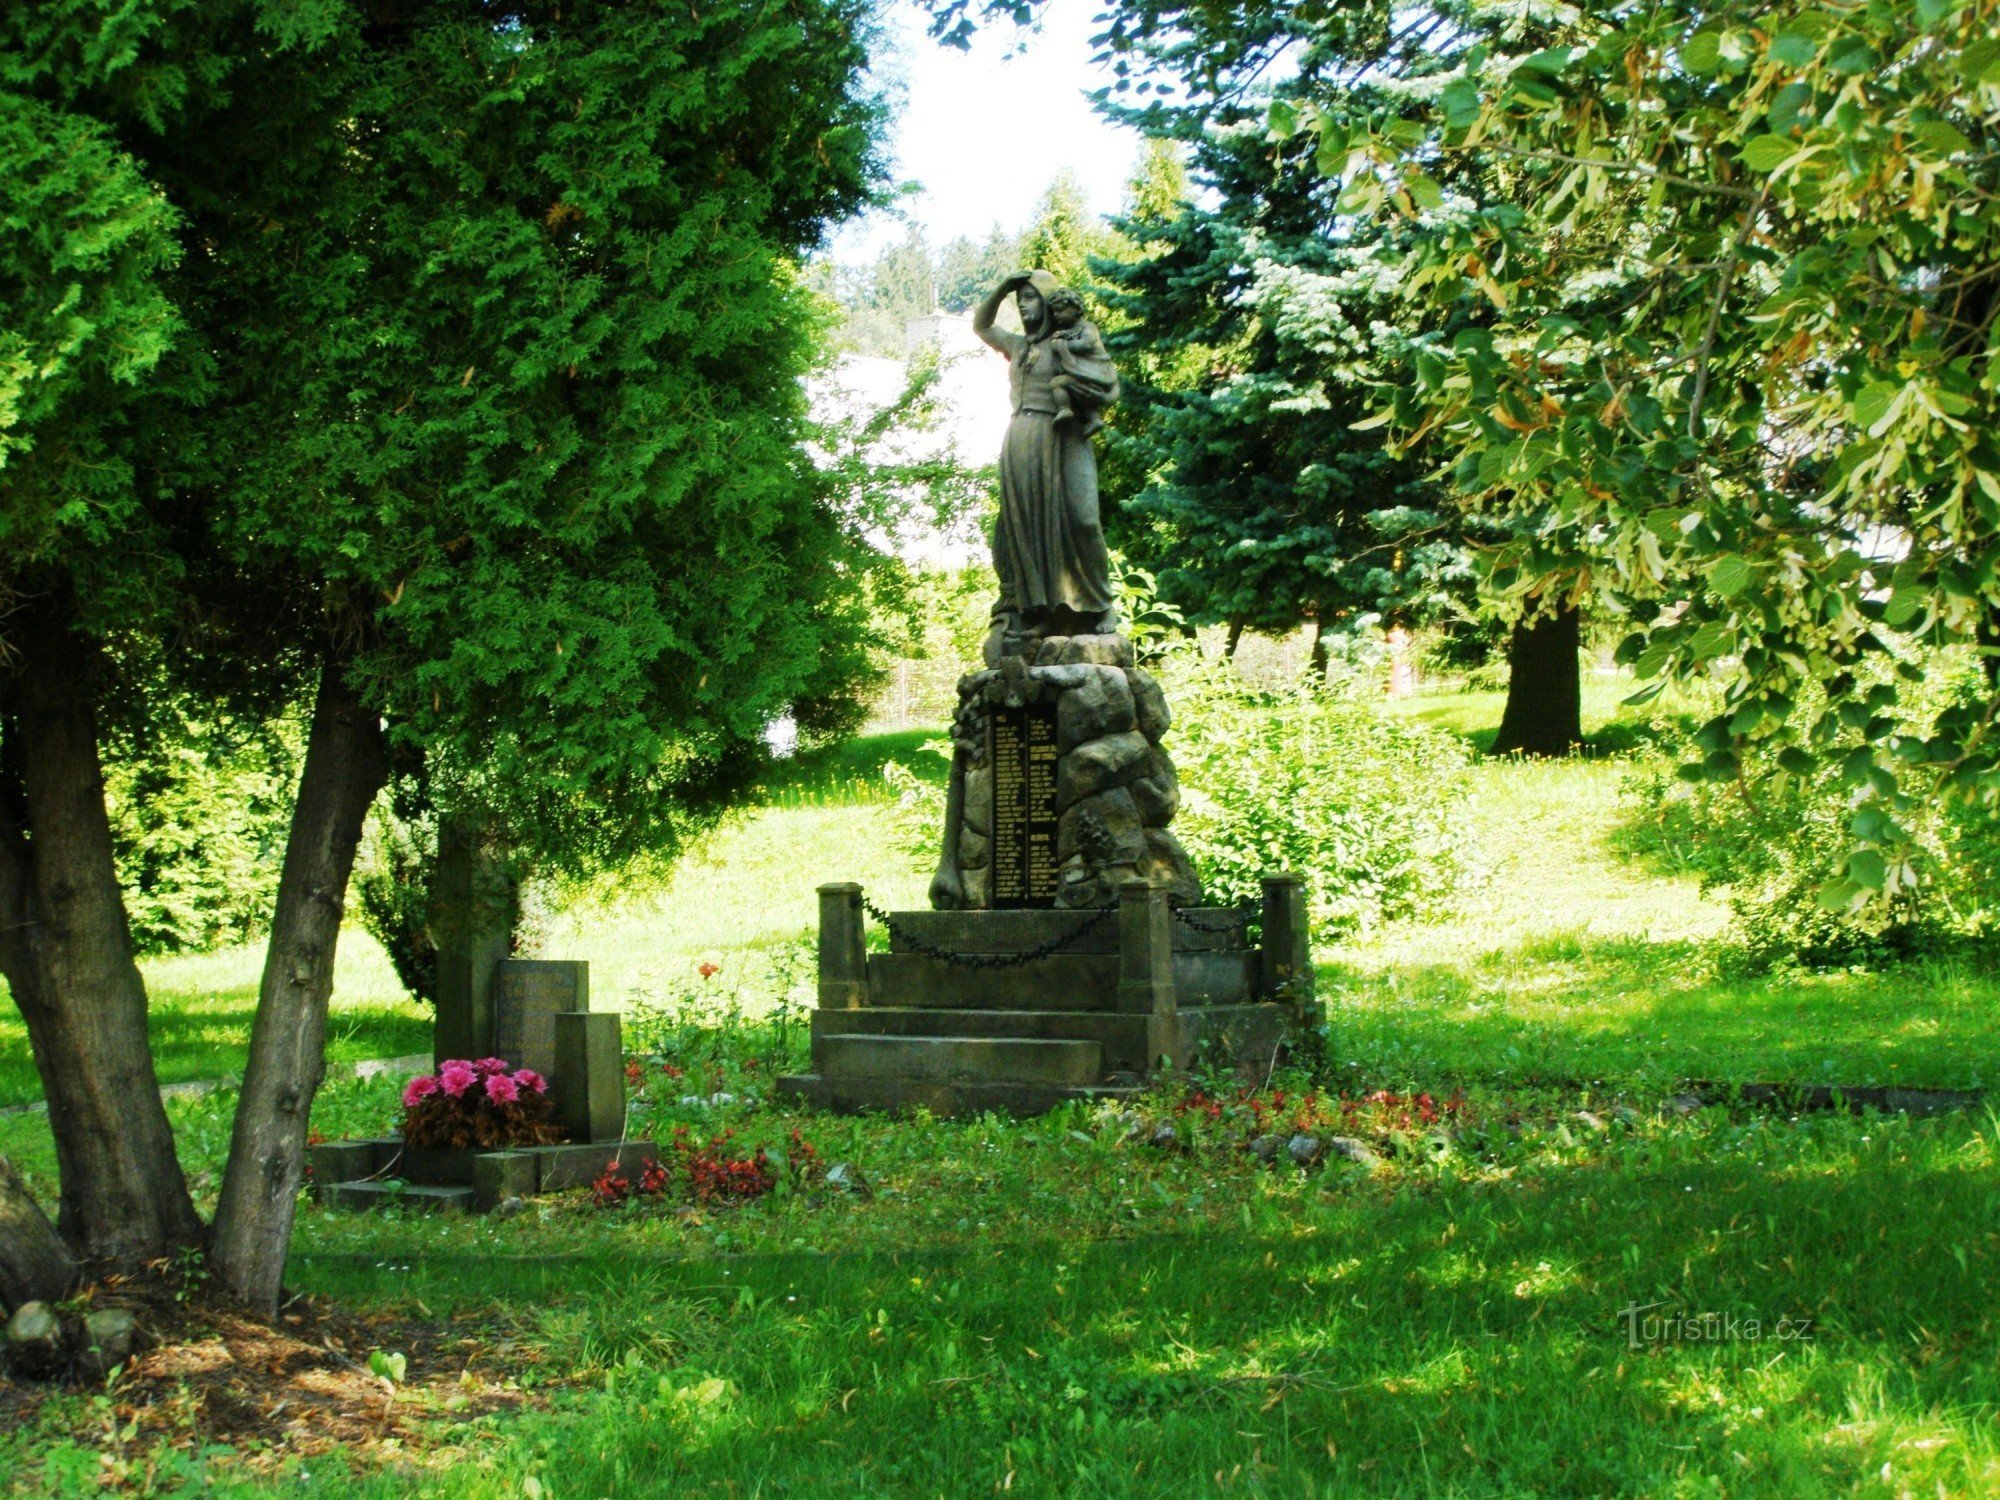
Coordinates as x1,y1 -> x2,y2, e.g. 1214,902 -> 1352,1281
1172,904 -> 1257,935
860,897 -> 1117,969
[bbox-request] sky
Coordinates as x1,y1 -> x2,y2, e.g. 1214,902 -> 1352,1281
828,0 -> 1150,263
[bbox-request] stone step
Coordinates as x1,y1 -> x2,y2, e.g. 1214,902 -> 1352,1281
812,1004 -> 1293,1076
865,950 -> 1258,1009
776,1072 -> 1142,1118
818,1034 -> 1102,1086
320,1180 -> 473,1214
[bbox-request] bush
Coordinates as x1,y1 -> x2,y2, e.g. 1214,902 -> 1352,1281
1154,652 -> 1475,941
1620,648 -> 2000,966
352,787 -> 438,1005
105,709 -> 298,955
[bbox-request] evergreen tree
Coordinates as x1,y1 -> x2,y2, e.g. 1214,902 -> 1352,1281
1021,169 -> 1117,298
1093,19 -> 1475,659
935,224 -> 1025,312
0,0 -> 886,1304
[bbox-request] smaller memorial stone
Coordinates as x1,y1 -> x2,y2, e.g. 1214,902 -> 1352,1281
492,960 -> 589,1080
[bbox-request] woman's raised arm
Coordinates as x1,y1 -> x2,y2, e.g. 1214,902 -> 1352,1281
972,272 -> 1028,358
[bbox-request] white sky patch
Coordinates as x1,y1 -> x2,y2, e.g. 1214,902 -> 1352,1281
831,0 -> 1149,262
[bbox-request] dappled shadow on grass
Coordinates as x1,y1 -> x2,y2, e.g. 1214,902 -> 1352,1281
295,1119 -> 2000,1498
1322,932 -> 1998,1092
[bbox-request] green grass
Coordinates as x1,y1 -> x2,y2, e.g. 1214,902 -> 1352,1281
0,936 -> 425,1110
1322,749 -> 1997,1093
5,686 -> 1999,1496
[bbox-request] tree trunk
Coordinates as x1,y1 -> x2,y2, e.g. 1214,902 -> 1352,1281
1307,619 -> 1328,683
0,615 -> 204,1263
0,1156 -> 77,1311
1491,599 -> 1583,757
1224,620 -> 1245,659
210,661 -> 386,1314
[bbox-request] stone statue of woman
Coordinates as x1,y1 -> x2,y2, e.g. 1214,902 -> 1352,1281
971,270 -> 1120,656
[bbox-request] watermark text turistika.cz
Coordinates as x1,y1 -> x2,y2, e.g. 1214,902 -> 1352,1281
1616,1302 -> 1815,1349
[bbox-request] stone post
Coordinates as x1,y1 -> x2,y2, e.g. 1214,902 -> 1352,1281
1118,878 -> 1182,1073
1259,872 -> 1314,1006
818,882 -> 868,1009
432,814 -> 519,1066
554,1011 -> 625,1144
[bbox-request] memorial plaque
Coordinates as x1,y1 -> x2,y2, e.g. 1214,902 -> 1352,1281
989,702 -> 1061,907
491,960 -> 589,1079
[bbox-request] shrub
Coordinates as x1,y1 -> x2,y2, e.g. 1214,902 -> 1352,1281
1620,648 -> 2000,966
104,708 -> 299,954
353,788 -> 438,1005
400,1057 -> 564,1150
1153,651 -> 1476,941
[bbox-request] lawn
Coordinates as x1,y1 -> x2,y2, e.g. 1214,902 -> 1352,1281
3,688 -> 1996,1496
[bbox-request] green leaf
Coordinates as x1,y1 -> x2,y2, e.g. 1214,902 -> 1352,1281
1851,381 -> 1899,433
1517,47 -> 1572,76
1268,99 -> 1299,139
1777,747 -> 1815,776
1440,77 -> 1482,132
1708,555 -> 1754,596
1689,621 -> 1736,660
1682,31 -> 1723,75
1846,848 -> 1886,889
1767,82 -> 1816,138
1768,31 -> 1819,67
1882,588 -> 1925,627
1740,134 -> 1796,172
1826,37 -> 1875,74
1407,173 -> 1445,211
1914,120 -> 1973,158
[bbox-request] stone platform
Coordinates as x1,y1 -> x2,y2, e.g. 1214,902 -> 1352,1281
311,1134 -> 658,1214
777,874 -> 1316,1116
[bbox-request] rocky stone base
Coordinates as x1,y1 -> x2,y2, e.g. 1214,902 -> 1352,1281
936,632 -> 1199,910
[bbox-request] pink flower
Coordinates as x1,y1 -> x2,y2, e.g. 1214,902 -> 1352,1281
484,1072 -> 521,1105
439,1061 -> 478,1098
513,1068 -> 548,1096
402,1075 -> 440,1109
473,1057 -> 511,1075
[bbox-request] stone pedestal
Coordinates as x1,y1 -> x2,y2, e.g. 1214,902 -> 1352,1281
932,634 -> 1197,912
777,873 -> 1319,1117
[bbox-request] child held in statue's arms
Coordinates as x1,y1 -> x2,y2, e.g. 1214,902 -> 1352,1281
1046,288 -> 1111,428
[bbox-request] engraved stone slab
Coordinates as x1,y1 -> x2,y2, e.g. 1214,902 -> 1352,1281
491,960 -> 588,1079
989,701 -> 1061,907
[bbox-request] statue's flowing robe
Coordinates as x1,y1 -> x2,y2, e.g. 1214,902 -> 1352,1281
987,323 -> 1119,621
